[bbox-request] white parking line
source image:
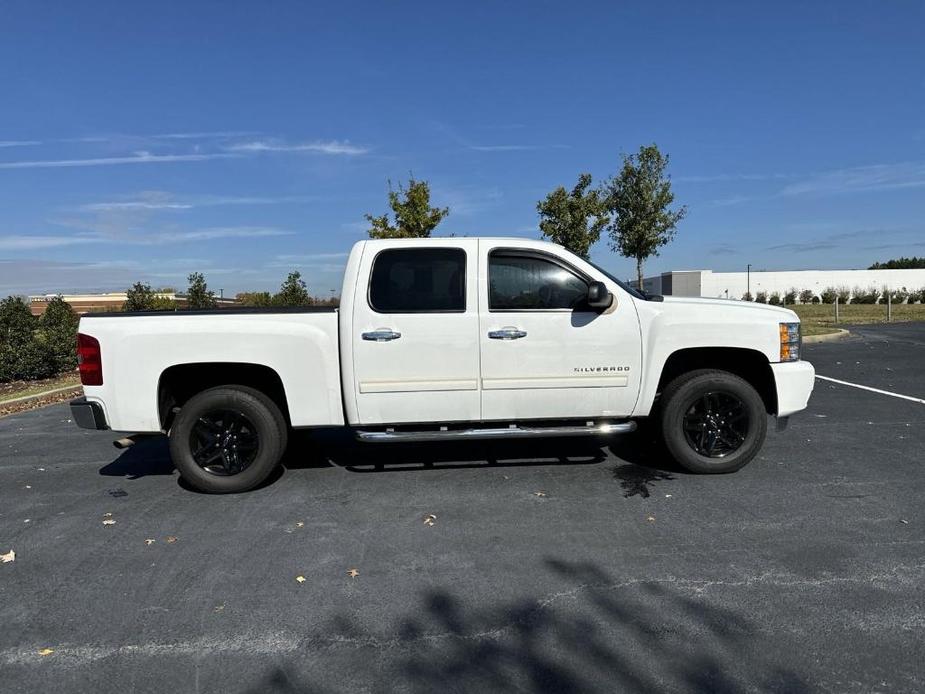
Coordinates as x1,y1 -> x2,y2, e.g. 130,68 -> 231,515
815,375 -> 925,405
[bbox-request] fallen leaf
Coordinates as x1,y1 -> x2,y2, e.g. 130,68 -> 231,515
664,494 -> 673,498
102,519 -> 116,526
24,485 -> 31,489
144,539 -> 155,546
347,568 -> 359,578
900,519 -> 909,524
214,604 -> 225,612
423,514 -> 437,526
165,536 -> 178,543
38,648 -> 54,656
1,549 -> 14,563
37,467 -> 45,472
295,521 -> 304,528
296,575 -> 306,583
534,491 -> 547,497
646,516 -> 656,522
103,512 -> 113,517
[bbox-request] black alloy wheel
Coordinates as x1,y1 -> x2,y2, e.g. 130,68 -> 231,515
190,409 -> 261,475
681,391 -> 749,458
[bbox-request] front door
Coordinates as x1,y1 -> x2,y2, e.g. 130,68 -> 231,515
351,240 -> 480,424
478,242 -> 642,421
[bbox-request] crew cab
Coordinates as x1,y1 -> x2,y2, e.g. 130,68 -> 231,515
70,238 -> 815,492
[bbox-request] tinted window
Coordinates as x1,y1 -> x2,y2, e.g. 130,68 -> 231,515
369,248 -> 466,312
489,253 -> 588,310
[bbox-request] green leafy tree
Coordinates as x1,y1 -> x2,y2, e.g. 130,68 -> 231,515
123,282 -> 175,312
537,173 -> 608,260
186,272 -> 217,310
603,144 -> 687,289
0,296 -> 36,346
366,176 -> 449,239
273,271 -> 312,307
38,296 -> 79,372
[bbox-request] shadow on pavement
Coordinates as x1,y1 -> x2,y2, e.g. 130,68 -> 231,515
242,559 -> 808,693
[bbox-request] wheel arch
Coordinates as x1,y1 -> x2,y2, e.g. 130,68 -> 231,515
158,362 -> 291,431
656,347 -> 777,415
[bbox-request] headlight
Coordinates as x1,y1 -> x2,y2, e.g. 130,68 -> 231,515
779,322 -> 801,362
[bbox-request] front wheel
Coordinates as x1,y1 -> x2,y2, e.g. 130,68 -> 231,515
168,386 -> 287,493
659,369 -> 767,474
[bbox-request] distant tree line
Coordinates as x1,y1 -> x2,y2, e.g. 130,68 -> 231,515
743,286 -> 925,305
869,257 -> 925,270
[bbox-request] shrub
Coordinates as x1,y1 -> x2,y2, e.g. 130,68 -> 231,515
0,339 -> 57,382
916,288 -> 925,304
38,296 -> 79,373
755,291 -> 768,304
852,286 -> 879,304
768,292 -> 782,306
889,287 -> 908,304
741,292 -> 753,302
0,296 -> 36,346
836,286 -> 851,304
798,289 -> 815,304
783,289 -> 797,305
819,287 -> 837,304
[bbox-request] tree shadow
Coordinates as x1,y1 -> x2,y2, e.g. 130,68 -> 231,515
241,558 -> 809,693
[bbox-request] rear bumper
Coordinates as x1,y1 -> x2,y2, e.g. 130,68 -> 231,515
70,397 -> 109,430
771,360 -> 816,417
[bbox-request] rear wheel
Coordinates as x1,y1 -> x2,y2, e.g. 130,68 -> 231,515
659,369 -> 767,474
168,386 -> 287,493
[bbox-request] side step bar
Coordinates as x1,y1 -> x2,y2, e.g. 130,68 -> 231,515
355,421 -> 636,443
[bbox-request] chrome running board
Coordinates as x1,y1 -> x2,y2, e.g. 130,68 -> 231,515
354,421 -> 636,443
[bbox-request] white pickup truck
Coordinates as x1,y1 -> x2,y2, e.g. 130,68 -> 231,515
70,238 -> 815,492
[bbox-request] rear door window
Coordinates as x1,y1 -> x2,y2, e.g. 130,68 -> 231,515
369,248 -> 466,313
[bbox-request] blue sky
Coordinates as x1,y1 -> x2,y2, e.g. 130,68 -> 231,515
1,1 -> 923,297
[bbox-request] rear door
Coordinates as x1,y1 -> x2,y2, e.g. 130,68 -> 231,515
351,240 -> 480,424
478,241 -> 642,420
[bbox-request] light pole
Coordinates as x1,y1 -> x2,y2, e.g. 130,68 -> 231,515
747,264 -> 751,299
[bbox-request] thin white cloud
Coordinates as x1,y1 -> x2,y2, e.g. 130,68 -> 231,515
0,227 -> 292,250
150,131 -> 258,140
0,140 -> 43,148
226,139 -> 368,155
780,161 -> 925,196
80,194 -> 315,212
154,227 -> 293,242
0,235 -> 105,251
275,252 -> 349,262
0,152 -> 237,169
468,144 -> 568,152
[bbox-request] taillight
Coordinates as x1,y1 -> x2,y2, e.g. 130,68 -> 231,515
77,333 -> 103,386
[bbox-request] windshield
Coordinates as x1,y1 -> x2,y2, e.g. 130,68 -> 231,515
586,260 -> 648,300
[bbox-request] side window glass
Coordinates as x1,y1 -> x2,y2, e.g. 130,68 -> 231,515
489,254 -> 588,310
369,248 -> 466,313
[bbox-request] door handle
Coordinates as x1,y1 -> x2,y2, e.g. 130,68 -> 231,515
362,329 -> 402,342
488,327 -> 527,340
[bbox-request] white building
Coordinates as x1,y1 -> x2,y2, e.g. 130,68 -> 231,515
642,269 -> 925,300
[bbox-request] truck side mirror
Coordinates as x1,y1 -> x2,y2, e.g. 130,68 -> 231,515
587,281 -> 613,310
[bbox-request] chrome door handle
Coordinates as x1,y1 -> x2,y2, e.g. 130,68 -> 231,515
488,327 -> 527,340
362,329 -> 402,342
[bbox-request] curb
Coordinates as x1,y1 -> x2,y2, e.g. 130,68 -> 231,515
0,384 -> 82,407
803,328 -> 850,344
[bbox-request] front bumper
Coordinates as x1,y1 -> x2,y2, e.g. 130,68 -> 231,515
70,397 -> 109,430
771,360 -> 816,417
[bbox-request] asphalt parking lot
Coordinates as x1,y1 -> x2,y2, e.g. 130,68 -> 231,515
2,323 -> 923,693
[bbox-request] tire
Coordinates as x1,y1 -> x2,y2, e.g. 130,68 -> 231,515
168,385 -> 288,493
659,369 -> 767,474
